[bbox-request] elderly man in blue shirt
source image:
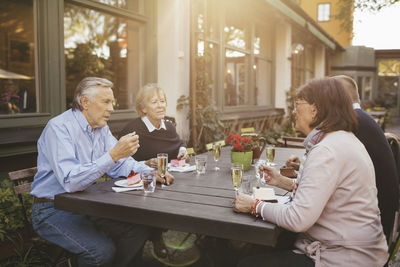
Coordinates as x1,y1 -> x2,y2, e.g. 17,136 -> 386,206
31,77 -> 170,266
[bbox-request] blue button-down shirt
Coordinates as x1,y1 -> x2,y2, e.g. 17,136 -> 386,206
31,109 -> 151,199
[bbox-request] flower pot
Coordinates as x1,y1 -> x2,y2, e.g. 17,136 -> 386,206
231,151 -> 253,171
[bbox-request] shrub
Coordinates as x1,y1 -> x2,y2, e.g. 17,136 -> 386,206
0,179 -> 32,242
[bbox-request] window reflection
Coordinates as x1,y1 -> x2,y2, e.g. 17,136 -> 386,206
91,0 -> 141,13
0,0 -> 37,115
64,4 -> 141,110
224,26 -> 246,50
225,49 -> 248,106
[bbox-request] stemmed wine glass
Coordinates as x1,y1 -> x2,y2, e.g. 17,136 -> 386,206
213,143 -> 221,171
231,163 -> 243,196
266,145 -> 276,166
157,153 -> 168,182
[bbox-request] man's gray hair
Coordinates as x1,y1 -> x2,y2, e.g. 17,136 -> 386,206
72,77 -> 113,110
332,75 -> 360,103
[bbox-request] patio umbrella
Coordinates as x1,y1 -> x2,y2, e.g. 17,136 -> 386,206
0,69 -> 33,80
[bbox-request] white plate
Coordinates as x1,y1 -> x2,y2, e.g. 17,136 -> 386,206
114,179 -> 143,188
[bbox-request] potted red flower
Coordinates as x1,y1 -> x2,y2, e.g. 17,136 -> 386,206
225,133 -> 254,170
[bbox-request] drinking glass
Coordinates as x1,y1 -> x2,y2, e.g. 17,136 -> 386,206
241,175 -> 252,195
266,145 -> 276,166
231,163 -> 243,195
255,159 -> 267,180
195,155 -> 207,174
141,170 -> 156,193
157,153 -> 168,180
212,143 -> 221,171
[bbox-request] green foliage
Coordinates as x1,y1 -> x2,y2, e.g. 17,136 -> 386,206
261,119 -> 297,145
336,0 -> 400,34
259,87 -> 297,144
65,42 -> 114,108
0,234 -> 52,267
0,179 -> 31,242
177,54 -> 225,153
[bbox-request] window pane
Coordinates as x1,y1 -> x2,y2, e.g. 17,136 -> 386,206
224,49 -> 248,106
224,8 -> 247,50
0,0 -> 37,115
254,25 -> 272,57
64,4 -> 142,110
206,1 -> 219,41
378,59 -> 400,76
193,0 -> 219,41
91,0 -> 142,13
254,58 -> 272,106
317,3 -> 330,22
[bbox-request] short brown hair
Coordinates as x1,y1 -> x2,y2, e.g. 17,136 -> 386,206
332,75 -> 360,103
296,77 -> 358,133
135,84 -> 167,117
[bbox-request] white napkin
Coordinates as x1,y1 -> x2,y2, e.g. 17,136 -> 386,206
112,186 -> 143,193
168,164 -> 196,173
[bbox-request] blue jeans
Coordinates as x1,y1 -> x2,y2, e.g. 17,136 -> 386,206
32,202 -> 151,267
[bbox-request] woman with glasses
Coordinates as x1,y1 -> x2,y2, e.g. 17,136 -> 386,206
233,77 -> 388,266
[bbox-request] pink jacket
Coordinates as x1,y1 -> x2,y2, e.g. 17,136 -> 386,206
262,131 -> 388,266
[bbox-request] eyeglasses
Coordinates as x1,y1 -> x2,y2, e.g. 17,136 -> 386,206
294,101 -> 308,110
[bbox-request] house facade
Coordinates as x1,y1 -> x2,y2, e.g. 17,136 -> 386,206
297,0 -> 353,48
0,0 -> 342,170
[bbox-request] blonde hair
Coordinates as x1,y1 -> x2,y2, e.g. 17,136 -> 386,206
332,75 -> 360,103
135,84 -> 167,117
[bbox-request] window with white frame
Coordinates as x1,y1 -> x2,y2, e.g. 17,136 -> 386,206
317,3 -> 330,22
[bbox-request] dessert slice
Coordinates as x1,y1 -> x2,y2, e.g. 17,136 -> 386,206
127,170 -> 141,186
171,159 -> 186,167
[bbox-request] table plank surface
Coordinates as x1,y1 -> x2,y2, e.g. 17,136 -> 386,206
55,146 -> 305,246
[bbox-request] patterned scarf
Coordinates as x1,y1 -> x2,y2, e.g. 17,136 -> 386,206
291,128 -> 325,200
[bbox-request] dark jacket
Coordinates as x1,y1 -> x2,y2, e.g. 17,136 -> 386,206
354,108 -> 399,243
119,118 -> 184,162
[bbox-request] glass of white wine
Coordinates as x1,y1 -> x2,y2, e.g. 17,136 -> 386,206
231,163 -> 243,196
157,153 -> 168,181
212,143 -> 221,171
266,145 -> 276,166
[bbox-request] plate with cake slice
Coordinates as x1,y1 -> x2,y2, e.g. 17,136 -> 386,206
114,179 -> 143,188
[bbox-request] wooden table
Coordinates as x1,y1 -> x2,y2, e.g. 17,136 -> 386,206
55,146 -> 305,247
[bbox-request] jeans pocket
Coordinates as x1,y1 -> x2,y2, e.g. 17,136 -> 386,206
31,203 -> 55,229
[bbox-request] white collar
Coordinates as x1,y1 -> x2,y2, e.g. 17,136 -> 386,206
352,103 -> 361,109
141,116 -> 166,132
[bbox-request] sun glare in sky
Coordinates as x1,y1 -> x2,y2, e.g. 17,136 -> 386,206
353,2 -> 400,49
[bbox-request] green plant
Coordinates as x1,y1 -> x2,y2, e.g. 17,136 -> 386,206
0,234 -> 52,267
177,54 -> 225,152
0,179 -> 31,242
